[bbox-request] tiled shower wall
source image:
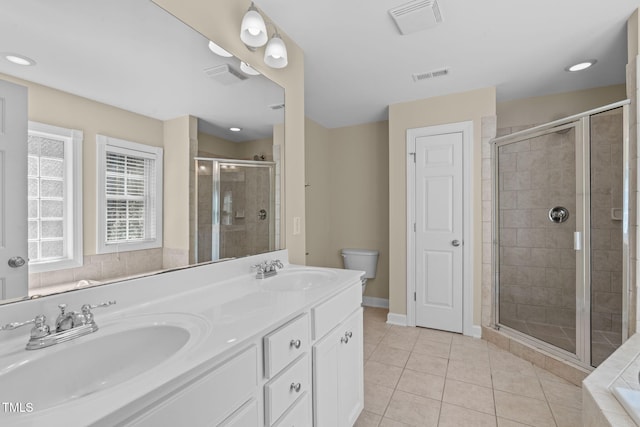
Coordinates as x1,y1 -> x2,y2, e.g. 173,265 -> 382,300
590,111 -> 624,346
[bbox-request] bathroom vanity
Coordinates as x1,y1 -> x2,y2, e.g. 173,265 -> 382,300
0,250 -> 364,426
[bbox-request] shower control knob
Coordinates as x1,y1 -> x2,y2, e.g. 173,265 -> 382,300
451,240 -> 461,247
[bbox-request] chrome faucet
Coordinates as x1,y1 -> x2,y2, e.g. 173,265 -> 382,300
252,259 -> 284,279
1,300 -> 116,350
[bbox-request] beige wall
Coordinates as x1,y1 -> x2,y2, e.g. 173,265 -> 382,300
198,132 -> 273,160
497,85 -> 627,129
198,132 -> 242,158
305,119 -> 332,267
0,73 -> 164,257
152,0 -> 306,264
164,116 -> 195,253
388,87 -> 497,323
305,119 -> 390,300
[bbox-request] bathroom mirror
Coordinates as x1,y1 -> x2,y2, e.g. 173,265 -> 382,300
0,0 -> 285,304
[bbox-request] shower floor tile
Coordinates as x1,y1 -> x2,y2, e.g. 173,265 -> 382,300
356,307 -> 582,427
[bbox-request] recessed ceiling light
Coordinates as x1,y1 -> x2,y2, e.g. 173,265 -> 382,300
565,60 -> 597,72
229,127 -> 242,132
207,40 -> 233,58
4,54 -> 36,66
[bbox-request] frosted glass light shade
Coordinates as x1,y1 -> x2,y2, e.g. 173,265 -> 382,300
240,61 -> 261,76
208,40 -> 233,57
264,34 -> 288,69
240,8 -> 267,47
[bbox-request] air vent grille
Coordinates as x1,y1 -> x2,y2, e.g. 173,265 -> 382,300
412,67 -> 449,82
203,64 -> 247,85
389,0 -> 443,35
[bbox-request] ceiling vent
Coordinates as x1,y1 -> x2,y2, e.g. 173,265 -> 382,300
389,0 -> 443,35
203,64 -> 248,85
268,103 -> 285,111
412,67 -> 449,82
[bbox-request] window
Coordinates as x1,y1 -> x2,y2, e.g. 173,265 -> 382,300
28,122 -> 83,273
96,135 -> 163,253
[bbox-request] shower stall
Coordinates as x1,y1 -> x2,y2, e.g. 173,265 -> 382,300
195,158 -> 276,262
493,101 -> 629,368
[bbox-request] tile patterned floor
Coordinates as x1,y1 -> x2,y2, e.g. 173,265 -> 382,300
356,307 -> 583,427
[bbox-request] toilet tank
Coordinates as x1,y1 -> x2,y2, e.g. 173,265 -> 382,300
341,248 -> 379,279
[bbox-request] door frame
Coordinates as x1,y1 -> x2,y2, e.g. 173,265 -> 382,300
406,121 -> 475,336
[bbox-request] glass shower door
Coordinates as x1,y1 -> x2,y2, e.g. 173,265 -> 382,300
496,123 -> 581,356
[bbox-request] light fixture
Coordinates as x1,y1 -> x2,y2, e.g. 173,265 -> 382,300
240,61 -> 261,76
240,2 -> 268,48
264,32 -> 288,69
208,40 -> 233,57
230,127 -> 242,132
4,53 -> 35,66
565,60 -> 597,72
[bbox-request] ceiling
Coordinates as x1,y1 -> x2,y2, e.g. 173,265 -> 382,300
256,0 -> 639,129
0,0 -> 284,142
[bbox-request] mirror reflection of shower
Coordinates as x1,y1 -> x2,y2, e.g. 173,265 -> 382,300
195,158 -> 276,262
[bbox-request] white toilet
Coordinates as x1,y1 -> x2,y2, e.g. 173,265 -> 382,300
341,248 -> 379,294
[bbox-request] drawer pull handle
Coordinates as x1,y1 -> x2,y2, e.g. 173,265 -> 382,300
290,382 -> 302,393
290,339 -> 301,349
341,336 -> 349,344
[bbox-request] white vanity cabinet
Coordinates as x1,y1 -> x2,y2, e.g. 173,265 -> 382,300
104,273 -> 362,427
312,285 -> 364,427
127,345 -> 259,427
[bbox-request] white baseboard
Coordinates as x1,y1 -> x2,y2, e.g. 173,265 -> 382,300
469,325 -> 482,338
362,297 -> 389,308
386,312 -> 407,326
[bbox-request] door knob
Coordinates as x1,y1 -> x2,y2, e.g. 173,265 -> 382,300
8,256 -> 26,268
451,240 -> 461,247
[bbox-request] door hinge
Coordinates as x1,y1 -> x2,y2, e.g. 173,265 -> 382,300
409,152 -> 416,163
414,292 -> 416,301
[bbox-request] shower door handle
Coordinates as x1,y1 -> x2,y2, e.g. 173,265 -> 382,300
574,232 -> 582,251
451,240 -> 461,247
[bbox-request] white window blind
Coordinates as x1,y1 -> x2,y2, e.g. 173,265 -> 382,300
96,136 -> 163,253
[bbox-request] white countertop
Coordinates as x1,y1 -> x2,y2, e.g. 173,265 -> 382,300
0,252 -> 363,426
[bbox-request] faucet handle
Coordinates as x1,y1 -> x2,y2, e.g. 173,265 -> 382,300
1,314 -> 50,338
252,262 -> 267,273
79,300 -> 116,326
81,300 -> 116,313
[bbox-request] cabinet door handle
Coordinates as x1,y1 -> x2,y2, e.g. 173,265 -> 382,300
341,336 -> 349,344
345,331 -> 353,338
290,382 -> 302,393
290,339 -> 301,349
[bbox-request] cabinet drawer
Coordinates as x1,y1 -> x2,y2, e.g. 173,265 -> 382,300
264,314 -> 309,378
129,346 -> 258,427
273,392 -> 310,427
265,354 -> 310,426
312,284 -> 362,339
219,399 -> 259,427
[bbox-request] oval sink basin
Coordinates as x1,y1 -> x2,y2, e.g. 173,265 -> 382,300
0,313 -> 208,412
260,269 -> 338,291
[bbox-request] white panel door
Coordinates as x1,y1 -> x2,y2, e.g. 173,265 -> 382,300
415,132 -> 463,333
0,80 -> 27,300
